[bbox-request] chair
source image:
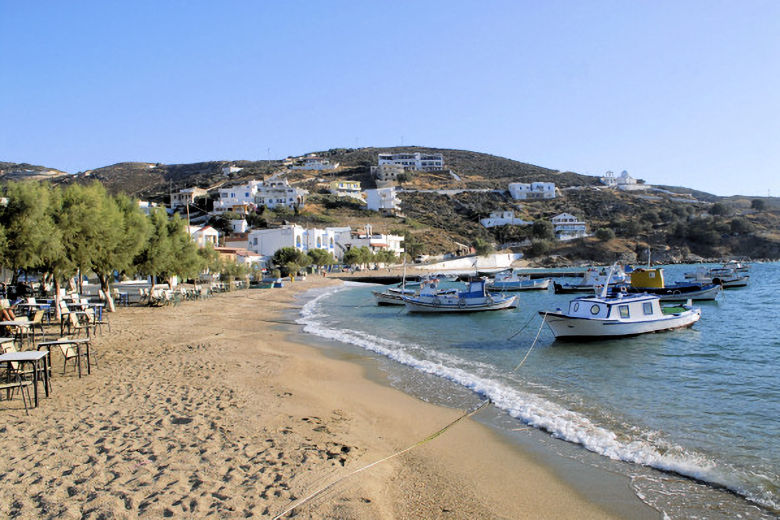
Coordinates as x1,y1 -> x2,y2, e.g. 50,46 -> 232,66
0,373 -> 32,415
1,341 -> 45,399
54,337 -> 90,375
67,312 -> 90,338
29,310 -> 46,343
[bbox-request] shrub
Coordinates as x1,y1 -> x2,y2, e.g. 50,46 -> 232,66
595,228 -> 616,241
528,239 -> 552,257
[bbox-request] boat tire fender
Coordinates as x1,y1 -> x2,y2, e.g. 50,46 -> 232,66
458,298 -> 466,308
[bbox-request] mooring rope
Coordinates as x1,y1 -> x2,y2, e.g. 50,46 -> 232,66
271,312 -> 550,519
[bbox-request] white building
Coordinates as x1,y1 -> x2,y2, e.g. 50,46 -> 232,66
328,180 -> 363,199
137,200 -> 159,215
615,170 -> 650,191
370,163 -> 405,184
170,187 -> 208,209
377,152 -> 444,171
290,156 -> 339,170
600,170 -> 618,187
479,210 -> 531,228
222,165 -> 243,176
248,225 -> 340,259
551,213 -> 588,241
188,225 -> 220,248
255,177 -> 307,210
230,219 -> 248,233
508,182 -> 556,200
246,224 -> 403,261
365,187 -> 401,215
213,180 -> 262,215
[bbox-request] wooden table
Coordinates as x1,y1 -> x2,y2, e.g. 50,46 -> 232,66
37,338 -> 92,378
0,350 -> 50,407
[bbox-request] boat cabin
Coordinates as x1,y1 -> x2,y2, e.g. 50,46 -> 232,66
567,294 -> 662,321
630,268 -> 665,288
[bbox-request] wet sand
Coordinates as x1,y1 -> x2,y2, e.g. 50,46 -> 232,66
0,278 -> 658,519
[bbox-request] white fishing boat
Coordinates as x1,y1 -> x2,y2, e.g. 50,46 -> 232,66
540,292 -> 701,339
403,278 -> 517,313
487,269 -> 551,291
372,285 -> 416,305
684,266 -> 749,288
610,267 -> 721,301
553,265 -> 629,294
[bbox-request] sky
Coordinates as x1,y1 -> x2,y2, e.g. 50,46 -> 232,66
1,1 -> 778,197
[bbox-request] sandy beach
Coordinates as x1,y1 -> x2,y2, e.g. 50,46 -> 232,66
0,279 -> 658,519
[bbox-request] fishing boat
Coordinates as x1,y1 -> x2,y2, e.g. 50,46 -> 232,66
372,285 -> 416,305
487,269 -> 551,291
540,292 -> 701,339
553,265 -> 629,294
609,268 -> 721,301
403,278 -> 517,313
684,266 -> 749,288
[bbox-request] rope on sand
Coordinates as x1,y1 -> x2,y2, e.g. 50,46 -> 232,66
271,312 -> 549,519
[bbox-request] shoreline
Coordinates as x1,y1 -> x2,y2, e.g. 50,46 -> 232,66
0,278 -> 657,518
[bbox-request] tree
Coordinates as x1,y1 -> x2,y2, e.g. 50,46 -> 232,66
0,182 -> 63,282
272,247 -> 311,277
751,199 -> 766,211
401,231 -> 423,262
373,250 -> 398,265
595,228 -> 616,241
730,217 -> 754,235
710,202 -> 730,216
307,248 -> 336,268
89,188 -> 150,312
531,220 -> 554,240
473,238 -> 494,256
343,246 -> 374,267
528,239 -> 552,257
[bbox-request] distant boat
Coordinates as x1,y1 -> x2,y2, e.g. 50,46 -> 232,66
403,278 -> 517,313
610,267 -> 721,301
373,285 -> 416,306
540,292 -> 701,339
553,266 -> 629,294
487,269 -> 550,291
684,266 -> 749,288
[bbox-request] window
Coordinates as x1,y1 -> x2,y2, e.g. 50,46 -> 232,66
619,305 -> 630,318
573,302 -> 580,312
590,304 -> 600,315
643,302 -> 654,315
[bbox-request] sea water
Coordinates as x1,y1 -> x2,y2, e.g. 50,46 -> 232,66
296,263 -> 779,519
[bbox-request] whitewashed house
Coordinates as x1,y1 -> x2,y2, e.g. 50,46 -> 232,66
600,171 -> 618,187
290,156 -> 339,170
170,187 -> 208,209
365,187 -> 402,216
230,219 -> 248,233
551,213 -> 588,241
222,165 -> 243,176
188,225 -> 220,247
255,177 -> 307,210
213,180 -> 262,215
377,152 -> 444,171
248,225 -> 340,259
616,170 -> 651,191
508,182 -> 556,200
370,163 -> 405,184
479,210 -> 531,228
328,180 -> 363,200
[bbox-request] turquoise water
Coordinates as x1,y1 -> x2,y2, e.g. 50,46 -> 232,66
297,263 -> 779,519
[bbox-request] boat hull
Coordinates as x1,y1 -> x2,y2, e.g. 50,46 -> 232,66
540,309 -> 701,339
404,295 -> 517,313
614,284 -> 721,301
488,278 -> 550,291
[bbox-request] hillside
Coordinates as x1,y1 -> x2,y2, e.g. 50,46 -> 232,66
3,147 -> 779,262
0,162 -> 69,181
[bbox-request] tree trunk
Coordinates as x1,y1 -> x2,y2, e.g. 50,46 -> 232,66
98,274 -> 116,313
53,278 -> 62,322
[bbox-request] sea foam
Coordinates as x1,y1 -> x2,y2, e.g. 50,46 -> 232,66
297,287 -> 778,512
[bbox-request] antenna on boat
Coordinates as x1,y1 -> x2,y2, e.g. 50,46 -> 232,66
647,247 -> 651,269
600,262 -> 617,298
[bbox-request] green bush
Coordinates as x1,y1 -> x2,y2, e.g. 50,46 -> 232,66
595,228 -> 616,241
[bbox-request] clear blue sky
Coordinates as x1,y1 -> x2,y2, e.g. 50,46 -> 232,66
1,1 -> 778,196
